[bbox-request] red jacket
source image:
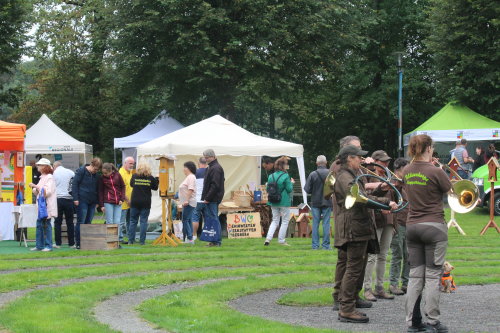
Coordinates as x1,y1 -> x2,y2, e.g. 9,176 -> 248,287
98,171 -> 126,206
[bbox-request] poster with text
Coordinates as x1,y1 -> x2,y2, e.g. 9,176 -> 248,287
227,212 -> 262,239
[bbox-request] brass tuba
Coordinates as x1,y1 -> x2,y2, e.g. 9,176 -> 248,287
434,161 -> 479,213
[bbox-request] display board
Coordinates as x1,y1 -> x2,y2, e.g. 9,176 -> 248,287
0,151 -> 15,202
226,212 -> 262,239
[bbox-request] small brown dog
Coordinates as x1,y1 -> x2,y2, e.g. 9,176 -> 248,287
441,261 -> 456,293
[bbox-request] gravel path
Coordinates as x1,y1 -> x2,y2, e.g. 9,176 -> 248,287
94,277 -> 244,333
229,284 -> 500,333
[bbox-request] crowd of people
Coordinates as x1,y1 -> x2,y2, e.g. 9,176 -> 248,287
28,148 -> 226,251
258,134 -> 463,332
449,138 -> 499,178
25,132 -> 498,332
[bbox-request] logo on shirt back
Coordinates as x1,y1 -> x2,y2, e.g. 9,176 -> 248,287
404,173 -> 428,186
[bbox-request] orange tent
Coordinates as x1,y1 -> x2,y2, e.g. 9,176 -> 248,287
0,120 -> 26,151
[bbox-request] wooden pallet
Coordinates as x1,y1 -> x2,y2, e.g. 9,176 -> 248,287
80,224 -> 119,250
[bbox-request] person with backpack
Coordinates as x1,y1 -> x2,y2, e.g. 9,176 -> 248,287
304,155 -> 332,250
264,156 -> 294,246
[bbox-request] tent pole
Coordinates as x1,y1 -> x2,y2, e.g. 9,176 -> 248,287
114,149 -> 117,165
397,53 -> 404,158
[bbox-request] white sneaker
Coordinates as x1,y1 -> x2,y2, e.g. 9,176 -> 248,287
41,248 -> 52,252
193,235 -> 197,241
279,242 -> 291,246
53,245 -> 61,249
30,247 -> 41,251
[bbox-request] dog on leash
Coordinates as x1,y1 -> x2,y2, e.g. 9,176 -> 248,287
441,261 -> 456,293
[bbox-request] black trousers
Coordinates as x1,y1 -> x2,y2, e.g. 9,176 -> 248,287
333,241 -> 369,313
54,198 -> 75,246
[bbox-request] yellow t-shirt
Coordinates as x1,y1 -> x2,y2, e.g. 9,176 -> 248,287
119,167 -> 134,209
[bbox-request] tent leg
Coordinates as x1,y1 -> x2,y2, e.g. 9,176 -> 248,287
296,156 -> 307,204
114,149 -> 117,166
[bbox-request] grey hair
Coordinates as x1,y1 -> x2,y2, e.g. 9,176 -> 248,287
124,156 -> 135,163
203,149 -> 216,158
339,135 -> 360,148
53,161 -> 62,168
199,157 -> 207,164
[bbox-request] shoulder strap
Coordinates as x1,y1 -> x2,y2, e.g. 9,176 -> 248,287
315,170 -> 326,183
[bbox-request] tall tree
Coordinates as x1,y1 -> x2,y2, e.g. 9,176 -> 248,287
426,0 -> 499,120
0,0 -> 30,117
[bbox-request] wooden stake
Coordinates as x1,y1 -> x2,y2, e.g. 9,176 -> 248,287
480,158 -> 500,235
447,210 -> 466,235
480,181 -> 500,235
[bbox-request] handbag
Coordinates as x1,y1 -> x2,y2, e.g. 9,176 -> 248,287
200,217 -> 221,243
37,188 -> 48,220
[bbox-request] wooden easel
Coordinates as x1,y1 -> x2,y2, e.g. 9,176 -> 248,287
480,157 -> 500,235
153,157 -> 182,247
447,157 -> 466,235
153,197 -> 181,246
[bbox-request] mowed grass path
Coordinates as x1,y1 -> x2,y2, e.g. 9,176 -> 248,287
0,208 -> 498,333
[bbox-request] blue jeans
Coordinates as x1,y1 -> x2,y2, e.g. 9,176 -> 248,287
119,208 -> 130,241
75,202 -> 96,247
182,205 -> 195,241
311,207 -> 332,249
104,203 -> 122,224
129,207 -> 150,244
205,202 -> 221,245
36,217 -> 53,250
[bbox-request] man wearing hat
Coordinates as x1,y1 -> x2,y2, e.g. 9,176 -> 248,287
363,150 -> 397,301
332,145 -> 397,323
304,155 -> 332,250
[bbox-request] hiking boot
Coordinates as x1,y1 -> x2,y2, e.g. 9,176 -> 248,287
364,289 -> 377,302
427,322 -> 448,333
338,311 -> 369,323
407,323 -> 436,333
374,287 -> 395,299
389,284 -> 405,295
355,298 -> 373,308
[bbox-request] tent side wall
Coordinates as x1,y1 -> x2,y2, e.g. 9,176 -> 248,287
138,155 -> 260,222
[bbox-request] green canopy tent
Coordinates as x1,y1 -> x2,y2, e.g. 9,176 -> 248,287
404,101 -> 500,158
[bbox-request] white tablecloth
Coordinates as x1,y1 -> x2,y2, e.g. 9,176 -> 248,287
16,204 -> 38,228
0,202 -> 15,241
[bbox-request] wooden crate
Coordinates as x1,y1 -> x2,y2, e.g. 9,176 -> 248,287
80,224 -> 119,250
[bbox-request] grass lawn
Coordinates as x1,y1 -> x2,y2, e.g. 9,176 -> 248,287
0,207 -> 498,333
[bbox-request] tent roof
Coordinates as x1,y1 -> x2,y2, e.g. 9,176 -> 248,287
137,115 -> 303,157
410,101 -> 500,132
26,114 -> 91,154
0,120 -> 26,151
404,102 -> 500,145
114,111 -> 184,149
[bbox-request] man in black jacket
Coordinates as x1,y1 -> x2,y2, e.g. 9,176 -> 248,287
304,155 -> 332,250
201,149 -> 225,247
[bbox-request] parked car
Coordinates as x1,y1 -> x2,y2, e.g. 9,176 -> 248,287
471,164 -> 500,215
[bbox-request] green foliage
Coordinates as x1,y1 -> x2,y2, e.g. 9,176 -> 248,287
426,0 -> 500,120
1,0 -> 498,166
0,0 -> 30,115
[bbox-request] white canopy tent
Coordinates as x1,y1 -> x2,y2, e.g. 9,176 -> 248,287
25,114 -> 92,170
113,112 -> 184,162
137,115 -> 306,222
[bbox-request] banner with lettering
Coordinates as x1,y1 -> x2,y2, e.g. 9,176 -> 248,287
227,212 -> 262,239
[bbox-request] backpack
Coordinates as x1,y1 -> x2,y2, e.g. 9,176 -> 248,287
267,173 -> 286,204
